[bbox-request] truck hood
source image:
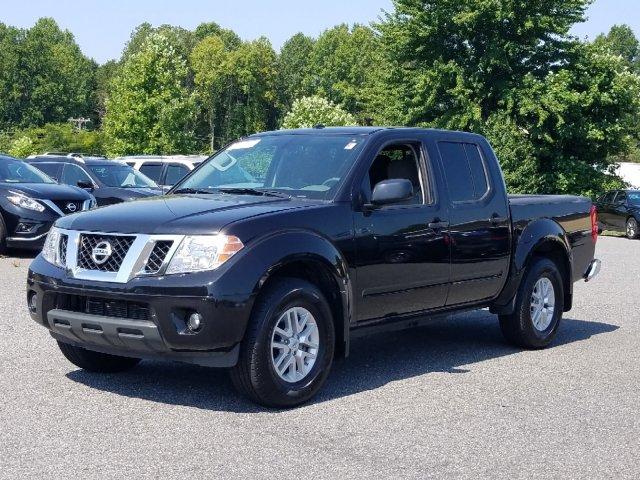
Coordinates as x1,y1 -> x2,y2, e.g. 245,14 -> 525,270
56,193 -> 316,234
0,182 -> 90,201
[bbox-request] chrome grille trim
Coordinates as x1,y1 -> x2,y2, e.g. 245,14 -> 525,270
59,229 -> 184,283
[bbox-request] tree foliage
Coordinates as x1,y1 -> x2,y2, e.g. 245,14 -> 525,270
281,96 -> 356,129
0,18 -> 95,129
103,32 -> 197,156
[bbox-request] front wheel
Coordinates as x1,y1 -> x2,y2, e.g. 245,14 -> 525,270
57,341 -> 141,373
626,217 -> 639,239
230,278 -> 335,408
499,257 -> 564,349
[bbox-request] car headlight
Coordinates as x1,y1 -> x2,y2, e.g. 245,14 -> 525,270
165,235 -> 244,274
42,227 -> 63,266
7,192 -> 45,212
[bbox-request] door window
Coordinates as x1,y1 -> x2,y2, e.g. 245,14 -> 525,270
366,144 -> 425,204
62,164 -> 93,186
614,191 -> 627,204
139,163 -> 163,183
602,191 -> 616,204
33,163 -> 62,181
438,142 -> 490,202
165,164 -> 190,186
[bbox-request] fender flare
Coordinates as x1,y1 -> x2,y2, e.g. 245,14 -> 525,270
491,218 -> 573,314
216,229 -> 353,355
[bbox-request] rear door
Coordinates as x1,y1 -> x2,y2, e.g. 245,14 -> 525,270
138,162 -> 164,185
596,191 -> 616,228
611,191 -> 630,230
164,163 -> 191,187
429,134 -> 511,306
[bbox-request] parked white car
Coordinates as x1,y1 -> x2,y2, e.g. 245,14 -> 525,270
116,155 -> 208,188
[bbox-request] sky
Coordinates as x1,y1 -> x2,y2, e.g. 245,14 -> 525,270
1,0 -> 638,64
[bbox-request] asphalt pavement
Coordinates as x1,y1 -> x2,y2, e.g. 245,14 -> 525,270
0,235 -> 638,479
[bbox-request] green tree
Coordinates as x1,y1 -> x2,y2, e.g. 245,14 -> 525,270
0,18 -> 95,129
305,24 -> 382,121
594,24 -> 640,71
281,95 -> 357,129
103,32 -> 197,155
378,0 -> 591,130
277,33 -> 315,113
191,37 -> 277,149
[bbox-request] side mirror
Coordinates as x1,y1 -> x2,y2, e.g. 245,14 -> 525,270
368,179 -> 413,207
77,180 -> 95,191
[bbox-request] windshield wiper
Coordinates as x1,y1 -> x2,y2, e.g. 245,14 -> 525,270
217,187 -> 290,198
173,187 -> 216,194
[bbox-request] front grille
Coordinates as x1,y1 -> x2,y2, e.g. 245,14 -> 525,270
56,294 -> 151,321
144,241 -> 173,274
59,234 -> 68,265
53,200 -> 84,215
77,234 -> 135,272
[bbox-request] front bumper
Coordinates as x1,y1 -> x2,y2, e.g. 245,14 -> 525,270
27,256 -> 254,367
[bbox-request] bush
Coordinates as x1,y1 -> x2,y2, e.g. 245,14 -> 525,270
281,96 -> 357,129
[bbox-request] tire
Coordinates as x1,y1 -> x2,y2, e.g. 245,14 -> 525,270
499,257 -> 564,349
230,278 -> 335,408
0,213 -> 7,255
626,217 -> 639,239
57,341 -> 141,373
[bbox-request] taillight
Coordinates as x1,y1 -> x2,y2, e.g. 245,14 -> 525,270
590,205 -> 598,243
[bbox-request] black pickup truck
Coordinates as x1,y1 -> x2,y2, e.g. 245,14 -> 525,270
27,127 -> 601,407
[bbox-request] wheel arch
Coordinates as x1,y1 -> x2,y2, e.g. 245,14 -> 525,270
229,229 -> 353,358
491,218 -> 573,314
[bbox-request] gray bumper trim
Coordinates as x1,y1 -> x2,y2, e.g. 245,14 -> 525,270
47,309 -> 239,367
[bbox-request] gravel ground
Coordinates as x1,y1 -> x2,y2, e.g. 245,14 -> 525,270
0,235 -> 638,479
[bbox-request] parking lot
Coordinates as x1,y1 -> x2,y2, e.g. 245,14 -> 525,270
0,235 -> 638,479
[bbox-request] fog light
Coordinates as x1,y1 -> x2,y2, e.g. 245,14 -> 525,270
187,312 -> 203,332
28,292 -> 38,313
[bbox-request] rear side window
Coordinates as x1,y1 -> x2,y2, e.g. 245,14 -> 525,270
165,164 -> 190,186
33,163 -> 62,181
438,142 -> 490,202
62,164 -> 92,186
139,163 -> 163,182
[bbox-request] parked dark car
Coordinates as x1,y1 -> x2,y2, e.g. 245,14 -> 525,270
595,190 -> 640,239
27,156 -> 161,206
0,154 -> 95,252
27,127 -> 601,407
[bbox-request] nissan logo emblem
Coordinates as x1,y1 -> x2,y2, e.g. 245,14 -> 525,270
91,241 -> 113,265
66,202 -> 77,212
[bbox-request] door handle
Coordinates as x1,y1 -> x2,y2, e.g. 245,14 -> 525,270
428,220 -> 449,229
490,214 -> 508,224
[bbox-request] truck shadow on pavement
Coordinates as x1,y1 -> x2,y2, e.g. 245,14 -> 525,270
66,311 -> 618,412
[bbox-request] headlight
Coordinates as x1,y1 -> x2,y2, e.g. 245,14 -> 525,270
42,227 -> 63,266
165,235 -> 244,274
7,192 -> 45,212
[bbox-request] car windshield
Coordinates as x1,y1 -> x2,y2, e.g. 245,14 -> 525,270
173,134 -> 367,199
88,164 -> 158,188
0,157 -> 56,184
628,192 -> 640,205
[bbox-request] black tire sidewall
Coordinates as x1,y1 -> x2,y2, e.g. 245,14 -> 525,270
518,258 -> 564,347
246,280 -> 335,406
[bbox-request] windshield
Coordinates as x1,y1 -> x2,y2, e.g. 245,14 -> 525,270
628,191 -> 640,205
174,134 -> 367,199
88,164 -> 158,188
0,157 -> 56,184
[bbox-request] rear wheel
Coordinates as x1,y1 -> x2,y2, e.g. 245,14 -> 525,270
626,217 -> 638,239
230,278 -> 335,408
499,257 -> 564,349
57,341 -> 141,373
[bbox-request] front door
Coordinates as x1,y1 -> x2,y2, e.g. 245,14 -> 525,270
354,141 -> 451,322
